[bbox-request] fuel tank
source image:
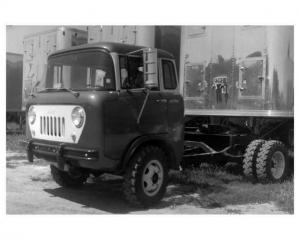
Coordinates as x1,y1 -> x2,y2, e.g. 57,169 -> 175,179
180,26 -> 294,117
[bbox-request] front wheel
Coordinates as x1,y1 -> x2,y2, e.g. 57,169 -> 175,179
123,146 -> 168,207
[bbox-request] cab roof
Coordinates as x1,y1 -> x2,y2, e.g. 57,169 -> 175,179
49,41 -> 174,59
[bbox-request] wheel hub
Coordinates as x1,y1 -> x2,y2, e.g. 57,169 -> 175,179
270,151 -> 285,180
152,173 -> 158,184
142,160 -> 163,197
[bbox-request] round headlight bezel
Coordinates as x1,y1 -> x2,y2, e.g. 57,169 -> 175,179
71,106 -> 85,128
28,106 -> 36,124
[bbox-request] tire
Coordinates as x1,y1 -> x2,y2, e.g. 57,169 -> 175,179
242,139 -> 266,181
256,140 -> 290,183
50,165 -> 88,188
123,145 -> 168,207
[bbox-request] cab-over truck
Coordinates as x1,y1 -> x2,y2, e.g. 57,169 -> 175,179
25,41 -> 293,207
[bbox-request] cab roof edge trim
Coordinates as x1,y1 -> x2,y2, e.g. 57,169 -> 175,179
48,41 -> 174,59
48,47 -> 111,59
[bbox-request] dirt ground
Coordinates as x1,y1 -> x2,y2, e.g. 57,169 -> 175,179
6,149 -> 291,214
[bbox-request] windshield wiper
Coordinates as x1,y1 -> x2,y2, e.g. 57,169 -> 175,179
59,88 -> 80,97
39,87 -> 80,97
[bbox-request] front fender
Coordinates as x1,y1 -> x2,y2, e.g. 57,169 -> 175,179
119,134 -> 180,173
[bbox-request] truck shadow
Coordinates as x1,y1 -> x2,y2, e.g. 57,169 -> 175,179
45,179 -> 133,214
43,167 -> 290,213
43,178 -> 228,213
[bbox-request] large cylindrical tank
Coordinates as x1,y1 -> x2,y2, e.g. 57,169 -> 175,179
180,26 -> 294,117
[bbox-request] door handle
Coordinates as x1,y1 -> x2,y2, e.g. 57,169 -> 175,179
156,99 -> 167,103
236,81 -> 246,91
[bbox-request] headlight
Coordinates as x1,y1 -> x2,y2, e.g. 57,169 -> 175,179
28,106 -> 36,124
71,106 -> 85,128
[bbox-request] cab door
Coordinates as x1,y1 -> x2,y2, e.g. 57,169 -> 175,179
103,55 -> 168,160
135,90 -> 168,134
118,55 -> 168,133
115,89 -> 168,134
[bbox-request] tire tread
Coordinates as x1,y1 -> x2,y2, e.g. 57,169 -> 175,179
243,139 -> 265,181
123,145 -> 167,207
256,140 -> 287,182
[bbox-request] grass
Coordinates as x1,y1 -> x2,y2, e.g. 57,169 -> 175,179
271,180 -> 294,213
6,133 -> 26,153
169,165 -> 294,214
6,134 -> 49,167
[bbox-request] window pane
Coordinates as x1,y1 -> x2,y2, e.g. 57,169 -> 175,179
162,60 -> 177,89
46,51 -> 115,90
120,56 -> 144,89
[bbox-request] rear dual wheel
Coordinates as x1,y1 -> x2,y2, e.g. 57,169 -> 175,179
256,140 -> 290,183
243,139 -> 265,181
243,140 -> 291,183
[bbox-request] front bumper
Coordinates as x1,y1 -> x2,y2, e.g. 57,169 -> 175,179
22,139 -> 99,169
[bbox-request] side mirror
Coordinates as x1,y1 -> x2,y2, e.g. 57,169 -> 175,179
143,48 -> 158,89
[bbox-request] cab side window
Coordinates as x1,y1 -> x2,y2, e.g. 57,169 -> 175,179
162,60 -> 177,89
120,56 -> 144,89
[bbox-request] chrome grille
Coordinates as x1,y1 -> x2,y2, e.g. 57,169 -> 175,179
40,116 -> 65,137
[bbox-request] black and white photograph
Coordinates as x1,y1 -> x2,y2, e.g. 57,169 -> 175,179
6,24 -> 294,214
1,1 -> 299,240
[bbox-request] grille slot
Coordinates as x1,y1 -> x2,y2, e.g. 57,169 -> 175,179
40,115 -> 65,137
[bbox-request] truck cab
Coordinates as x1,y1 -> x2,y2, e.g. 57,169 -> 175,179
25,42 -> 184,206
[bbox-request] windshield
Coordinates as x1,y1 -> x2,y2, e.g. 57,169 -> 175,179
45,51 -> 115,91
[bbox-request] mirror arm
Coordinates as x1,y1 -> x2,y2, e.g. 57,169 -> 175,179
137,89 -> 150,124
